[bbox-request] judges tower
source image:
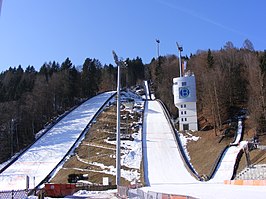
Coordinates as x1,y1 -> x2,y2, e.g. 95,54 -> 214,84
173,43 -> 198,131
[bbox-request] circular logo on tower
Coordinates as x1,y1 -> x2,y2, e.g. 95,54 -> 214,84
179,87 -> 190,98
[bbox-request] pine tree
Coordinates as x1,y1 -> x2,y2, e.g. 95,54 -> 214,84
207,49 -> 214,68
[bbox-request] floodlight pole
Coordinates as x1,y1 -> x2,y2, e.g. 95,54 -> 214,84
112,50 -> 121,186
156,39 -> 160,59
116,61 -> 121,186
176,42 -> 183,77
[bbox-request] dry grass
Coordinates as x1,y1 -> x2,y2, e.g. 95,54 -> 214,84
187,120 -> 266,178
185,129 -> 231,177
50,104 -> 141,186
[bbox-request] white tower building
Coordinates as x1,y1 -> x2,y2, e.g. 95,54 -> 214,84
173,43 -> 198,131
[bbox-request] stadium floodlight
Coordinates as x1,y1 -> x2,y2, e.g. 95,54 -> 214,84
176,42 -> 183,77
156,39 -> 160,59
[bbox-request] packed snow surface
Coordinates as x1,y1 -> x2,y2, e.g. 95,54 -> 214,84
141,100 -> 266,198
210,141 -> 248,182
0,92 -> 115,191
142,100 -> 198,185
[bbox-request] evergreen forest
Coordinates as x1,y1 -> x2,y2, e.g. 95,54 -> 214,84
1,39 -> 266,164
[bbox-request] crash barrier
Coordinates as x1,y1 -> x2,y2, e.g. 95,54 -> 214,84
0,190 -> 28,199
126,188 -> 197,199
224,180 -> 266,186
45,183 -> 117,198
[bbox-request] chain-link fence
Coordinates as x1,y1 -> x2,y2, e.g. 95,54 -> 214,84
0,190 -> 28,199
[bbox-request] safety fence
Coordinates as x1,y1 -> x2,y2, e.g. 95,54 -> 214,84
117,185 -> 198,199
0,183 -> 118,199
0,190 -> 28,199
235,164 -> 266,180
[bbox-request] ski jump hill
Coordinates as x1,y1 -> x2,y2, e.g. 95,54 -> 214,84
1,90 -> 266,198
0,91 -> 115,191
140,99 -> 266,198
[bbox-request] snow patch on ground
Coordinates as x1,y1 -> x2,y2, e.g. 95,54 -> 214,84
104,113 -> 143,183
121,132 -> 142,169
179,131 -> 200,161
72,189 -> 117,198
99,91 -> 144,183
28,189 -> 118,199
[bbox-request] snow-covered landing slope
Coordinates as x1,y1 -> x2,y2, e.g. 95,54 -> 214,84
143,100 -> 197,185
141,101 -> 266,199
143,100 -> 247,185
209,119 -> 246,182
210,141 -> 247,182
0,91 -> 115,191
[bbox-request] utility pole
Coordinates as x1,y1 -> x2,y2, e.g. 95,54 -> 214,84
112,50 -> 122,186
176,42 -> 183,77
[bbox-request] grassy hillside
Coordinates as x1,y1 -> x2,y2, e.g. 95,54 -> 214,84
51,99 -> 144,186
186,119 -> 266,178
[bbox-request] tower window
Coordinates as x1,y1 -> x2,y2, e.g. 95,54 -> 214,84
181,111 -> 183,115
182,82 -> 187,86
184,104 -> 186,108
181,105 -> 183,108
184,118 -> 187,121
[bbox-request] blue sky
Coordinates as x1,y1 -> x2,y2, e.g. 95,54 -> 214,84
0,0 -> 265,72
